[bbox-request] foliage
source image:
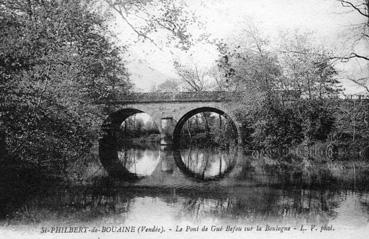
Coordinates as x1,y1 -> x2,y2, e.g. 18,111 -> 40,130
104,0 -> 201,50
155,79 -> 181,92
172,61 -> 211,91
204,30 -> 344,151
334,99 -> 369,144
243,98 -> 337,151
215,35 -> 282,96
278,32 -> 342,99
296,99 -> 337,143
246,98 -> 303,150
0,0 -> 131,178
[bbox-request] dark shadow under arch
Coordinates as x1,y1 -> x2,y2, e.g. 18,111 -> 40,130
99,108 -> 157,180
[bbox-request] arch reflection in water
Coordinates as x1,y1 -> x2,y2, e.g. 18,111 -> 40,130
99,109 -> 161,179
172,109 -> 239,181
174,146 -> 239,181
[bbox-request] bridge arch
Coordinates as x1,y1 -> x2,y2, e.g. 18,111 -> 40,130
100,107 -> 161,135
172,106 -> 241,146
99,108 -> 160,179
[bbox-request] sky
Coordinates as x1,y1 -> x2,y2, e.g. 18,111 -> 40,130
111,0 -> 368,94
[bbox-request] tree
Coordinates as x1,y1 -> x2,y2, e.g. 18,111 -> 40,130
219,26 -> 282,93
104,0 -> 200,50
337,0 -> 369,93
212,28 -> 342,149
173,61 -> 213,92
156,79 -> 180,92
338,0 -> 369,61
0,0 -> 131,179
206,28 -> 288,148
215,29 -> 283,114
250,102 -> 304,150
278,32 -> 341,99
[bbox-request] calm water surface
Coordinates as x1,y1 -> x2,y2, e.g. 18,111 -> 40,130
1,145 -> 369,238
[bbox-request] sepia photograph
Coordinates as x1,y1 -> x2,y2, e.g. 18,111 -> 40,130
0,0 -> 369,238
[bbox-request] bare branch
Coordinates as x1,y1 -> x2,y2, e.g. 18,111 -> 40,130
279,49 -> 369,63
350,52 -> 369,61
332,52 -> 369,62
104,0 -> 162,50
348,77 -> 369,93
339,0 -> 369,18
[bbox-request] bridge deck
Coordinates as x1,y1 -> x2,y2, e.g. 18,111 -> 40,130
111,91 -> 243,104
99,91 -> 369,104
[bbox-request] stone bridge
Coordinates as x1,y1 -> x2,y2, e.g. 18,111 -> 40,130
98,91 -> 246,178
100,91 -> 245,145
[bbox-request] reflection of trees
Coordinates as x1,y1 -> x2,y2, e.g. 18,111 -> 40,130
178,147 -> 237,179
177,188 -> 343,224
358,193 -> 369,222
6,187 -> 134,224
117,148 -> 142,170
4,184 -> 363,227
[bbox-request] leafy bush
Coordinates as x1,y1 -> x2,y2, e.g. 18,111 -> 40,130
0,1 -> 130,179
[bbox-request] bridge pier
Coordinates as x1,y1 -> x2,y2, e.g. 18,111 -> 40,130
160,117 -> 175,145
159,145 -> 175,173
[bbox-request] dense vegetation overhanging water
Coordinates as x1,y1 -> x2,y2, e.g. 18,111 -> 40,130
1,143 -> 369,236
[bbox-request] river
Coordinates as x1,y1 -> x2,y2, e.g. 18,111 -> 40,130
1,144 -> 369,239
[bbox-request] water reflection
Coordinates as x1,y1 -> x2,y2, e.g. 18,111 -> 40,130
174,147 -> 238,180
103,143 -> 369,191
117,148 -> 160,177
112,145 -> 239,181
176,189 -> 341,225
2,184 -> 369,229
3,143 -> 369,233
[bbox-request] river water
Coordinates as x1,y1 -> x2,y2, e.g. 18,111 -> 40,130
1,145 -> 369,239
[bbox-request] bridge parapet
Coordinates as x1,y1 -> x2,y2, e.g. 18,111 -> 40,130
98,91 -> 369,105
113,91 -> 243,104
343,94 -> 369,101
